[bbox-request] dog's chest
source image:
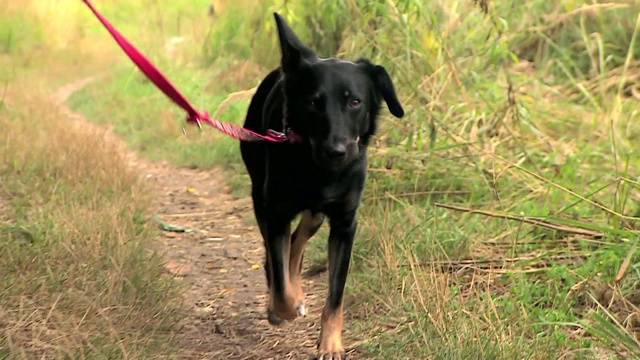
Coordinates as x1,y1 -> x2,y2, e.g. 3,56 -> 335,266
266,145 -> 366,212
319,186 -> 344,204
295,179 -> 362,214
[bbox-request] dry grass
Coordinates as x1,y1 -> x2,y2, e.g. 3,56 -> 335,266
0,81 -> 183,359
0,2 -> 184,358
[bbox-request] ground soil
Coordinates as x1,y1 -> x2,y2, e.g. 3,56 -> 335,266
54,78 -> 367,360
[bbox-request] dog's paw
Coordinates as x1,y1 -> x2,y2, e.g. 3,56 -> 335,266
317,351 -> 346,360
267,308 -> 285,325
267,294 -> 306,325
317,327 -> 345,360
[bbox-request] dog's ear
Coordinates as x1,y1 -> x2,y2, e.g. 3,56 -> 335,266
358,60 -> 404,118
273,13 -> 316,74
370,64 -> 404,118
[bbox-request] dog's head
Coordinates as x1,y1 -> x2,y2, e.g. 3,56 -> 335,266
273,13 -> 404,170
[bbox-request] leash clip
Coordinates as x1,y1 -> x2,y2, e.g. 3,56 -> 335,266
266,129 -> 288,141
265,127 -> 302,143
284,127 -> 302,143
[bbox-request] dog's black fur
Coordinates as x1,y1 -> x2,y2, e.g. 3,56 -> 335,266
240,13 -> 404,359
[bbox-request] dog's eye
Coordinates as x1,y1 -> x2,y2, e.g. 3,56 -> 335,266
308,99 -> 318,110
349,99 -> 362,109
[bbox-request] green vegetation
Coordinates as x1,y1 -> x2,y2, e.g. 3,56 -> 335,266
3,0 -> 640,358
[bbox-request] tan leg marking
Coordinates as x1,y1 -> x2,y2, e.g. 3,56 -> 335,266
318,303 -> 345,359
267,227 -> 299,323
289,211 -> 324,316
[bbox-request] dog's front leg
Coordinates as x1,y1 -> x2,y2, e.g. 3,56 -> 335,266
289,210 -> 325,318
318,211 -> 357,360
265,213 -> 306,325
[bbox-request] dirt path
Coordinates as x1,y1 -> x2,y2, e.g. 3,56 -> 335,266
54,78 -> 366,360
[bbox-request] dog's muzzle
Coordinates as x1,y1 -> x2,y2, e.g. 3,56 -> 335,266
315,137 -> 360,169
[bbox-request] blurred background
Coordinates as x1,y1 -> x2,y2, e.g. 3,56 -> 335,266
2,0 -> 640,358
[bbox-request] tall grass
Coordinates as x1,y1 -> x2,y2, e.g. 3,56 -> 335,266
203,1 -> 640,358
66,0 -> 640,358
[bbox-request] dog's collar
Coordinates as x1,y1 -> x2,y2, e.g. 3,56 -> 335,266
278,81 -> 302,144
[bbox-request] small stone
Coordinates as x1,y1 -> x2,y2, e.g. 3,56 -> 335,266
164,261 -> 191,276
224,248 -> 241,260
214,320 -> 224,334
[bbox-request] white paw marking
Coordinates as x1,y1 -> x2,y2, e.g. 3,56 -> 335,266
297,303 -> 307,317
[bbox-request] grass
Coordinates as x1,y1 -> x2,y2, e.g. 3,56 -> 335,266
6,0 -> 640,359
0,1 -> 183,358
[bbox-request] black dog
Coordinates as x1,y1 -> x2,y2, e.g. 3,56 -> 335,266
240,13 -> 404,359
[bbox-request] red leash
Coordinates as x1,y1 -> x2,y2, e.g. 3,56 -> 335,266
82,0 -> 296,143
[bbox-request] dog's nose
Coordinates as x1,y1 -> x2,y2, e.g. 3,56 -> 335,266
324,143 -> 347,159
